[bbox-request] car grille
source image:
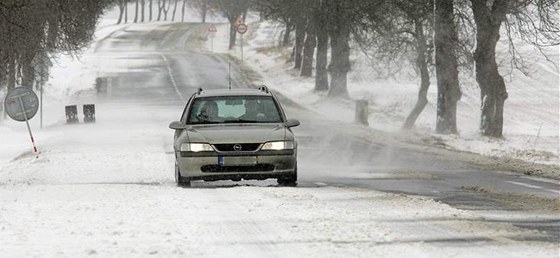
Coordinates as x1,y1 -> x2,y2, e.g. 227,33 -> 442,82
213,143 -> 261,152
201,164 -> 275,173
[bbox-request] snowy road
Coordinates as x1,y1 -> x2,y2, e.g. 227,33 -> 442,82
0,23 -> 558,257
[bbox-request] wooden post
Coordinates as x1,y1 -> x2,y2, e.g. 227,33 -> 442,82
355,100 -> 369,126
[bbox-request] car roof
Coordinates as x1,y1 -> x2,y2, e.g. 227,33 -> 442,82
194,88 -> 272,98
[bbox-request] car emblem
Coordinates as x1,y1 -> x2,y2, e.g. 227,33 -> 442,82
233,144 -> 242,151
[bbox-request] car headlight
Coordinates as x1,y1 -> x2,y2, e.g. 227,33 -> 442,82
180,143 -> 214,152
261,141 -> 294,150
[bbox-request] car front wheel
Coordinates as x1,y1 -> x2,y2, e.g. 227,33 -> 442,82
175,163 -> 191,187
278,166 -> 297,187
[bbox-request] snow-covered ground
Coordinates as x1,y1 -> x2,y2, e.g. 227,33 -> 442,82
209,20 -> 559,167
0,6 -> 559,257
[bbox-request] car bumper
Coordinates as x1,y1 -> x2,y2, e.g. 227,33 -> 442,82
176,150 -> 296,181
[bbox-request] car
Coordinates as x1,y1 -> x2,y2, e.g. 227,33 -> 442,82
169,86 -> 300,187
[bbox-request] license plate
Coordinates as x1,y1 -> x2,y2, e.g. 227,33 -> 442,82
218,156 -> 257,166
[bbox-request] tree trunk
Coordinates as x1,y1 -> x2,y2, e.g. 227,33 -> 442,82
172,0 -> 178,21
403,19 -> 431,130
434,0 -> 461,134
163,0 -> 170,20
149,0 -> 153,21
314,2 -> 328,92
201,2 -> 207,23
201,10 -> 207,23
326,0 -> 350,98
141,0 -> 145,22
282,23 -> 292,46
7,52 -> 16,92
471,0 -> 508,138
21,54 -> 35,88
181,0 -> 186,22
157,0 -> 163,21
124,0 -> 128,23
117,1 -> 125,24
229,21 -> 237,50
293,16 -> 306,69
134,0 -> 138,23
300,17 -> 316,77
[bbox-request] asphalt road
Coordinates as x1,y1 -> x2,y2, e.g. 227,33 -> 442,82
94,22 -> 559,244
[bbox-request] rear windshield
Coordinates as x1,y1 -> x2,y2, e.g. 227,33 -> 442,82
187,96 -> 283,124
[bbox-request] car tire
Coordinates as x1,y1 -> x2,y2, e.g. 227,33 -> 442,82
278,166 -> 297,187
175,163 -> 191,187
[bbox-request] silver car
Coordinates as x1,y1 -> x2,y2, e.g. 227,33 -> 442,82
169,87 -> 300,187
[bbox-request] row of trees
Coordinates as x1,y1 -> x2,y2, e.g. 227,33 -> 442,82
246,0 -> 558,138
115,0 -> 190,24
0,0 -> 113,95
115,0 -> 251,50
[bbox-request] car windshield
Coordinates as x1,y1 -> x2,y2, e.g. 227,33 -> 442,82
187,96 -> 283,124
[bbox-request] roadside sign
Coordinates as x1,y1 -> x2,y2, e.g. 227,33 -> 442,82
208,24 -> 217,33
235,15 -> 244,28
4,87 -> 39,122
4,87 -> 39,154
237,24 -> 248,34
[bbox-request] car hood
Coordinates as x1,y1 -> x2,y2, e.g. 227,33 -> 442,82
186,124 -> 287,144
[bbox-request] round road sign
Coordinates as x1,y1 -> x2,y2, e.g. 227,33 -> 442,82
237,24 -> 248,34
4,87 -> 39,122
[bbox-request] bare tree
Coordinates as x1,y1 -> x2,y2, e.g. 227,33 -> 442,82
293,9 -> 306,69
163,0 -> 172,20
117,0 -> 126,24
434,0 -> 462,134
325,0 -> 352,98
124,0 -> 128,23
300,2 -> 316,77
214,0 -> 252,50
157,0 -> 165,21
314,0 -> 329,91
467,0 -> 559,137
0,0 -> 111,92
172,0 -> 178,21
256,0 -> 295,46
186,0 -> 214,23
181,0 -> 187,22
141,0 -> 145,22
149,0 -> 153,21
134,0 -> 139,23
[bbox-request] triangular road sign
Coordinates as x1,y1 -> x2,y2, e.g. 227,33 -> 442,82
208,24 -> 217,32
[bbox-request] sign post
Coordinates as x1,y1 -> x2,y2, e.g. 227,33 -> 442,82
208,24 -> 217,52
4,87 -> 40,154
237,24 -> 248,61
40,83 -> 44,129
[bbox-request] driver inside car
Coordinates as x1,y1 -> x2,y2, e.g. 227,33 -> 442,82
197,100 -> 221,122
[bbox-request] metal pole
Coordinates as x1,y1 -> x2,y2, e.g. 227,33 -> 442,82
18,96 -> 38,154
211,36 -> 214,52
241,33 -> 244,61
40,83 -> 43,129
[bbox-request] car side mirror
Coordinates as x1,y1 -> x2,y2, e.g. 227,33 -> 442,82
285,119 -> 300,128
169,121 -> 188,130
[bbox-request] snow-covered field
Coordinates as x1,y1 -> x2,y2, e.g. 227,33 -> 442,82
0,6 -> 559,257
213,20 -> 559,167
